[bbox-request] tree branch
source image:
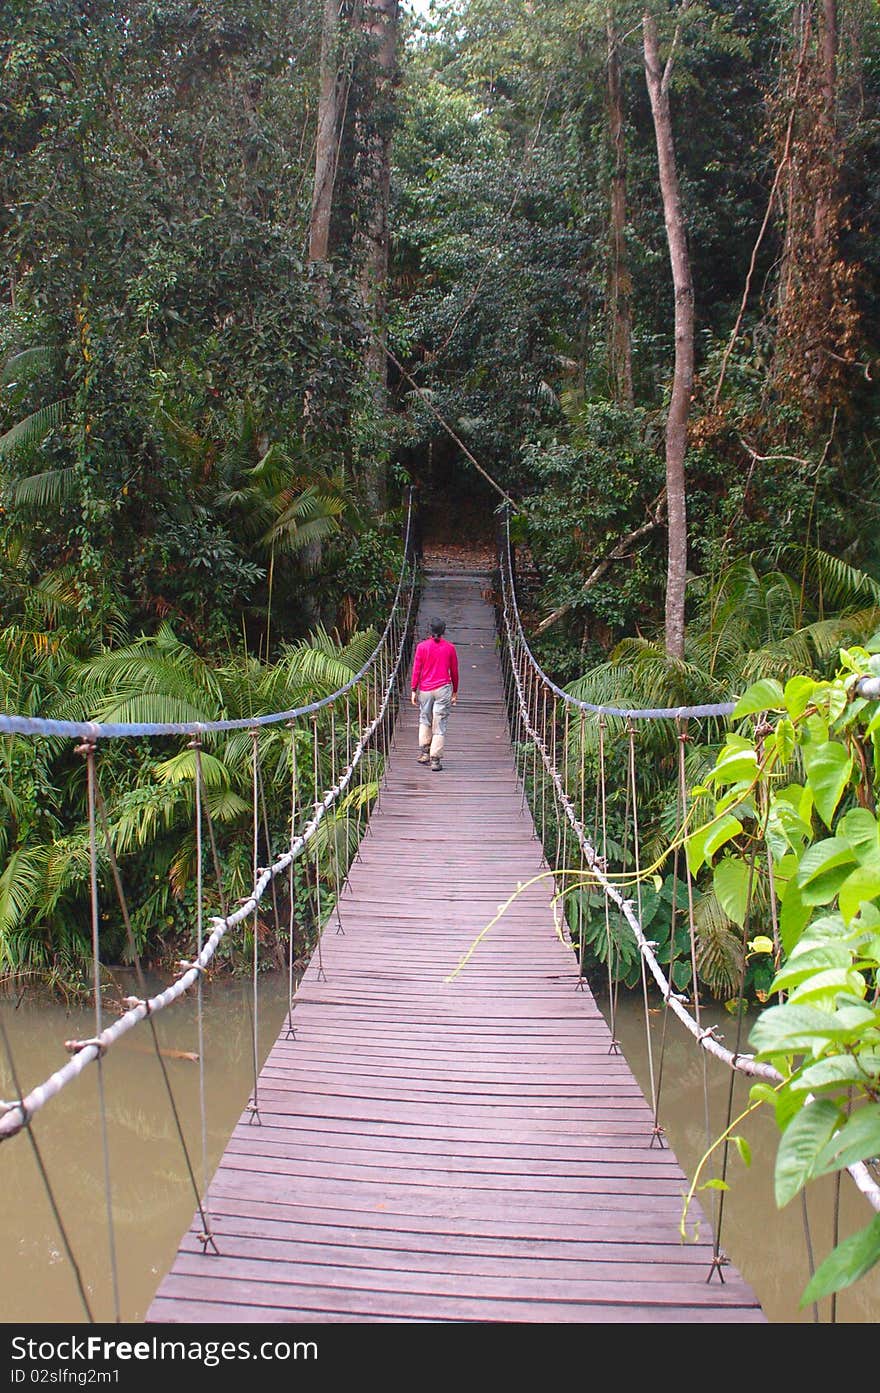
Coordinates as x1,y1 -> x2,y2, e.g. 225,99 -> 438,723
533,490 -> 667,636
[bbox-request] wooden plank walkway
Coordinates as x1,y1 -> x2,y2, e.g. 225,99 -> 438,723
148,570 -> 765,1323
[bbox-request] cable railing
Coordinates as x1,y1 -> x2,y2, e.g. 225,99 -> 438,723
496,510 -> 880,1267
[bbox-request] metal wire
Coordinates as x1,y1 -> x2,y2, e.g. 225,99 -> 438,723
81,743 -> 121,1322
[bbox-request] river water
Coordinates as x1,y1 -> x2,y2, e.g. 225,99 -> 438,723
1,975 -> 878,1324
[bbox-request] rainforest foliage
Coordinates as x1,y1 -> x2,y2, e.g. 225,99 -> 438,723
2,0 -> 880,995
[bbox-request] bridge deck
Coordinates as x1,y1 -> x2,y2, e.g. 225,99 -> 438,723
148,571 -> 765,1323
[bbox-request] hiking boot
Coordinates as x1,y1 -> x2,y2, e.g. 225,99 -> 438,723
417,747 -> 430,765
430,756 -> 443,772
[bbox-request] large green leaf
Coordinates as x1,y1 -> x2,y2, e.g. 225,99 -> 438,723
813,1104 -> 880,1177
838,856 -> 880,925
750,1004 -> 858,1055
774,1099 -> 841,1208
784,675 -> 818,720
770,943 -> 852,994
795,837 -> 857,904
790,1053 -> 880,1094
788,967 -> 866,1006
779,879 -> 811,955
713,857 -> 752,927
838,808 -> 879,862
686,813 -> 743,875
802,740 -> 853,830
733,678 -> 785,718
801,1216 -> 880,1306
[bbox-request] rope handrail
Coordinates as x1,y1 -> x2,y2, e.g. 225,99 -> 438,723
0,496 -> 416,740
498,529 -> 880,1215
0,563 -> 419,1141
502,512 -> 736,721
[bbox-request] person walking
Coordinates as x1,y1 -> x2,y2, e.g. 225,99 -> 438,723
410,617 -> 459,771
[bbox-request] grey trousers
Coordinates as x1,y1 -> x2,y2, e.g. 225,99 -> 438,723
417,683 -> 453,757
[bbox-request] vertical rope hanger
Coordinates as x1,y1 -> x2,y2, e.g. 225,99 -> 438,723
651,719 -> 689,1151
190,739 -> 212,1237
91,771 -> 219,1257
598,716 -> 620,1050
78,739 -> 122,1322
355,687 -> 366,863
677,723 -> 717,1227
285,720 -> 298,1041
0,1017 -> 95,1321
311,713 -> 326,983
576,710 -> 588,991
247,729 -> 261,1126
628,723 -> 660,1136
329,704 -> 344,935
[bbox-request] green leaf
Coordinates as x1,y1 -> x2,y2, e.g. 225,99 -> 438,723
686,813 -> 743,874
733,679 -> 785,718
713,857 -> 752,927
838,808 -> 879,862
774,1099 -> 841,1208
813,1105 -> 880,1177
770,944 -> 851,993
788,967 -> 866,1006
733,1136 -> 752,1167
838,856 -> 880,925
701,1178 -> 730,1191
750,1004 -> 857,1056
796,837 -> 857,903
802,740 -> 853,830
801,1215 -> 880,1306
707,737 -> 758,788
768,718 -> 795,764
789,1054 -> 880,1094
779,879 -> 812,954
784,675 -> 818,720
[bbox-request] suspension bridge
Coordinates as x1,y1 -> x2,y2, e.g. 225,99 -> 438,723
2,501 -> 878,1323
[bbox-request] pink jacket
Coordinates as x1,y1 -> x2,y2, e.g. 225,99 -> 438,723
411,637 -> 459,694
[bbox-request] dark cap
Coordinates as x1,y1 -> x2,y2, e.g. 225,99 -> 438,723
430,617 -> 446,637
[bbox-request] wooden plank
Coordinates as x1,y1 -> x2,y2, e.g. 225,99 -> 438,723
148,571 -> 765,1325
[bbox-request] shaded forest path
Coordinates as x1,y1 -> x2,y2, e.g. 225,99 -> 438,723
147,569 -> 764,1323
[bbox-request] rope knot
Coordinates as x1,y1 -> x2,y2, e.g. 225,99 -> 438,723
64,1036 -> 107,1058
122,995 -> 152,1017
178,959 -> 205,980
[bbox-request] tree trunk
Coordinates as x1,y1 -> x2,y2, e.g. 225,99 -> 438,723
356,0 -> 399,513
309,0 -> 356,264
643,11 -> 693,662
814,0 -> 838,254
607,7 -> 634,407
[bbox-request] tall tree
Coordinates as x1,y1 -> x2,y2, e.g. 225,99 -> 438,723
643,7 -> 694,660
606,4 -> 634,406
356,0 -> 400,511
309,0 -> 359,265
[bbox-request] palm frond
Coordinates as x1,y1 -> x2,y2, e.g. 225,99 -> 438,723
693,893 -> 745,1000
12,466 -> 78,510
0,847 -> 48,936
0,400 -> 68,460
1,347 -> 53,387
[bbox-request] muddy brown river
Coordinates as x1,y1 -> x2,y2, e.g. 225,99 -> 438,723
1,975 -> 878,1323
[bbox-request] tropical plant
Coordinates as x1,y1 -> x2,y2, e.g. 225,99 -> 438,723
0,623 -> 381,987
558,548 -> 880,999
684,650 -> 880,1309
